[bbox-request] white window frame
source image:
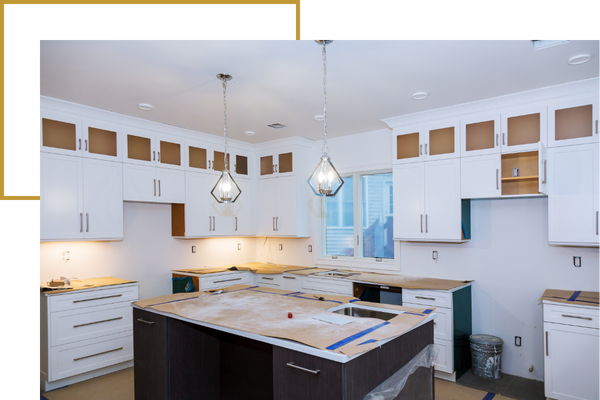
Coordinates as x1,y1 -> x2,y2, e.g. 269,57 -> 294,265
315,169 -> 400,273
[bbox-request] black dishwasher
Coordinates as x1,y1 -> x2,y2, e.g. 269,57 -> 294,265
353,282 -> 402,305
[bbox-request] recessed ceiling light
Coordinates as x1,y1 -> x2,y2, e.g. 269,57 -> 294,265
268,123 -> 286,129
568,54 -> 591,65
138,103 -> 153,111
245,131 -> 255,136
314,115 -> 324,121
412,92 -> 428,100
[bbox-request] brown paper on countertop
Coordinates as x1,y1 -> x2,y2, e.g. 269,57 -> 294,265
141,285 -> 433,357
539,289 -> 599,306
351,272 -> 471,290
41,277 -> 137,294
284,267 -> 332,276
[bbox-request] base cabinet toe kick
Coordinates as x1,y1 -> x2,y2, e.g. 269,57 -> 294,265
133,308 -> 435,400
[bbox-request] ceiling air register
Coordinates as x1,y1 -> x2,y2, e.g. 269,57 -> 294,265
308,40 -> 344,197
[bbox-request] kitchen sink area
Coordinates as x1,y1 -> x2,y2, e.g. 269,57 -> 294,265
315,270 -> 361,278
327,303 -> 402,321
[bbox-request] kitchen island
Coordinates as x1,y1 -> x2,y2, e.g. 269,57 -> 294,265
133,285 -> 437,400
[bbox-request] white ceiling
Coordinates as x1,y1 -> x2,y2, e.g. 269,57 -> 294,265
40,40 -> 599,144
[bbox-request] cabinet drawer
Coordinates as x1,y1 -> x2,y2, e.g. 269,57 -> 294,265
302,276 -> 353,296
200,272 -> 251,290
254,273 -> 282,288
433,338 -> 453,374
543,303 -> 599,329
402,289 -> 452,309
51,303 -> 133,347
50,332 -> 133,382
49,285 -> 139,313
405,302 -> 452,341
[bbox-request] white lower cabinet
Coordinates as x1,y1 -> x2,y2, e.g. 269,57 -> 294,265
282,274 -> 302,292
543,301 -> 599,400
253,273 -> 282,288
123,163 -> 185,203
198,271 -> 252,291
301,276 -> 353,296
403,285 -> 471,381
40,284 -> 139,392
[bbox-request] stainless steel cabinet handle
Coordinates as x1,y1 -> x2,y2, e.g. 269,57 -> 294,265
213,216 -> 215,230
276,217 -> 279,231
596,120 -> 598,134
357,235 -> 360,246
235,217 -> 238,231
503,132 -> 506,145
425,143 -> 428,154
415,295 -> 436,301
425,214 -> 428,233
137,318 -> 155,325
86,213 -> 89,232
158,152 -> 160,162
542,160 -> 547,184
286,362 -> 320,375
262,277 -> 274,281
420,144 -> 423,155
73,294 -> 122,303
80,213 -> 83,232
85,139 -> 88,151
214,277 -> 242,284
496,169 -> 499,190
153,151 -> 156,161
273,217 -> 276,231
283,276 -> 296,280
596,211 -> 599,235
234,164 -> 236,173
154,179 -> 156,196
545,331 -> 548,356
78,139 -> 81,150
209,216 -> 212,231
496,133 -> 498,147
74,347 -> 123,362
273,165 -> 276,173
562,314 -> 593,321
158,180 -> 161,196
420,214 -> 423,233
275,164 -> 278,173
74,316 -> 123,328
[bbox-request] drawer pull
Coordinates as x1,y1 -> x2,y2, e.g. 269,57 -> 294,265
214,277 -> 242,284
283,276 -> 296,280
74,316 -> 123,328
561,314 -> 593,321
74,347 -> 123,362
73,294 -> 122,303
545,331 -> 549,356
137,318 -> 155,325
286,362 -> 320,375
415,296 -> 436,301
262,277 -> 274,281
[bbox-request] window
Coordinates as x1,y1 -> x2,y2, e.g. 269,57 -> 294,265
322,171 -> 394,261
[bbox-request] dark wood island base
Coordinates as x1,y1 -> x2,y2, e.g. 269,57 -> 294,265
134,308 -> 434,400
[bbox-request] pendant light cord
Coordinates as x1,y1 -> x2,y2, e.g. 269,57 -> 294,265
222,78 -> 229,171
322,42 -> 329,157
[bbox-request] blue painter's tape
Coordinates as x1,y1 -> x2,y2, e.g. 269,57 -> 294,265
147,296 -> 202,307
349,299 -> 359,303
326,321 -> 390,350
482,392 -> 495,400
423,309 -> 433,314
568,291 -> 582,302
358,339 -> 377,345
547,296 -> 599,304
403,312 -> 426,316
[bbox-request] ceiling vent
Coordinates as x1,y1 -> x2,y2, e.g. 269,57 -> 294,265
268,123 -> 286,129
531,40 -> 569,50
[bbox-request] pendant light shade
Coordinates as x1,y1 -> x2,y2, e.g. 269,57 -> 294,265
308,40 -> 344,197
211,73 -> 241,203
308,155 -> 343,196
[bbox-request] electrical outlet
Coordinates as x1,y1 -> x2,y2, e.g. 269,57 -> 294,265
432,251 -> 438,261
238,243 -> 242,250
63,251 -> 70,261
192,246 -> 196,253
573,256 -> 581,267
308,245 -> 313,253
279,244 -> 283,251
515,336 -> 521,347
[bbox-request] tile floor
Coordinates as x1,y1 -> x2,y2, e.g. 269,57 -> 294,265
41,367 -> 545,400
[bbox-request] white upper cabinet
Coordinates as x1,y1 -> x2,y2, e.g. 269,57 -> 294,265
41,110 -> 83,157
258,150 -> 295,178
460,105 -> 547,157
460,154 -> 502,199
123,130 -> 184,170
393,119 -> 460,164
82,119 -> 123,162
548,95 -> 599,148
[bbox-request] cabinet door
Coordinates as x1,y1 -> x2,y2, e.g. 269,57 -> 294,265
123,164 -> 157,202
277,176 -> 298,235
501,105 -> 547,153
232,151 -> 251,177
156,134 -> 184,171
40,153 -> 84,240
83,159 -> 123,239
424,158 -> 462,240
548,143 -> 599,246
282,275 -> 302,291
155,168 -> 185,204
133,308 -> 168,400
460,113 -> 501,157
392,163 -> 425,239
82,119 -> 122,162
461,154 -> 501,199
123,131 -> 156,166
258,179 -> 280,235
548,95 -> 599,148
231,178 -> 254,236
544,322 -> 599,400
40,111 -> 82,157
424,120 -> 460,161
184,172 -> 212,237
393,126 -> 423,164
210,201 -> 234,236
185,141 -> 212,172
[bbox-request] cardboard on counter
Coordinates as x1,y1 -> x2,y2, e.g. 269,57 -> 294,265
540,289 -> 599,306
40,277 -> 137,294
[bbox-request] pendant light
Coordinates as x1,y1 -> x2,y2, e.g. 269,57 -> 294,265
308,40 -> 344,197
211,73 -> 241,203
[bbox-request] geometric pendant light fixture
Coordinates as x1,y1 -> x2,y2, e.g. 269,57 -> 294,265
211,73 -> 241,203
307,40 -> 344,197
